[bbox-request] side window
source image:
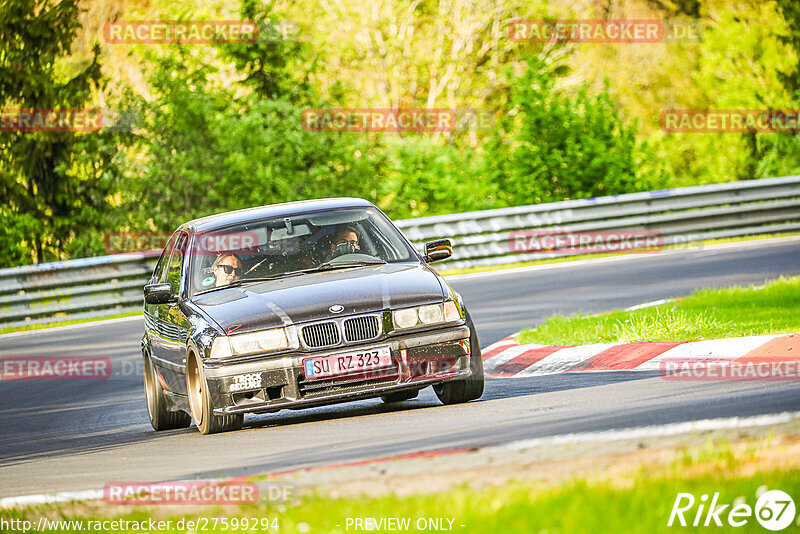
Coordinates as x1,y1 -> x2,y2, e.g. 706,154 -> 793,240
166,233 -> 188,294
154,235 -> 177,284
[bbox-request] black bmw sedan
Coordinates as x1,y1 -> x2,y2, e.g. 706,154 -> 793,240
142,198 -> 483,434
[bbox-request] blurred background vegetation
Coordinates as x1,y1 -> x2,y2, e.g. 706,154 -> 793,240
1,0 -> 799,266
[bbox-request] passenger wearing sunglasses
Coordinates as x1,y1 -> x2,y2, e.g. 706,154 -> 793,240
212,254 -> 241,287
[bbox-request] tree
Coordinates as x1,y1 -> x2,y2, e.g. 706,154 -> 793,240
119,0 -> 384,233
483,55 -> 663,206
219,0 -> 313,103
0,0 -> 128,265
776,0 -> 800,94
376,136 -> 496,218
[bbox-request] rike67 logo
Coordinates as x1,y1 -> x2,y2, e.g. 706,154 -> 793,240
669,489 -> 796,531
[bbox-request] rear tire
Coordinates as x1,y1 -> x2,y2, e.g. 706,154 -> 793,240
187,355 -> 243,435
434,310 -> 484,405
143,350 -> 191,431
381,389 -> 419,403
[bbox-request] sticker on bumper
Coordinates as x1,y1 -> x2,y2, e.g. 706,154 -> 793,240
229,372 -> 262,392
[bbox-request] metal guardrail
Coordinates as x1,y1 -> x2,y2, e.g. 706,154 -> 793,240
0,255 -> 155,328
2,175 -> 799,328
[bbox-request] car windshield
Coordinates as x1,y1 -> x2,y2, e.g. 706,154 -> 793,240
189,206 -> 417,296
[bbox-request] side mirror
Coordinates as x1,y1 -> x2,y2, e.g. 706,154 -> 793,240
423,239 -> 453,263
144,283 -> 177,305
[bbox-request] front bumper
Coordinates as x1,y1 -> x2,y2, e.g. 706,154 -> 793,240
204,325 -> 471,415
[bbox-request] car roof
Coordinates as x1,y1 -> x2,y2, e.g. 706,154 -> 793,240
180,198 -> 377,233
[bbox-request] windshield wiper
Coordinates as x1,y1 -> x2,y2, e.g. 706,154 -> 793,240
194,275 -> 297,296
283,259 -> 386,276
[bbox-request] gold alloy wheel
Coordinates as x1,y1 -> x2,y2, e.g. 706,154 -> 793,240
187,358 -> 204,427
144,355 -> 156,419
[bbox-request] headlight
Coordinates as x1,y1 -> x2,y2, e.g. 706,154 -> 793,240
394,308 -> 419,329
418,304 -> 443,324
210,327 -> 289,358
393,301 -> 461,330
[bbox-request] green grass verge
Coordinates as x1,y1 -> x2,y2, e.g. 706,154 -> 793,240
276,469 -> 795,534
517,276 -> 800,346
442,232 -> 800,277
0,311 -> 142,335
1,438 -> 797,533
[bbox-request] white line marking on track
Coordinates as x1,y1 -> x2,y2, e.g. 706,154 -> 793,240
624,298 -> 676,311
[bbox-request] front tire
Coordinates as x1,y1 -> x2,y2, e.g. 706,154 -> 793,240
143,350 -> 191,431
187,355 -> 243,435
434,311 -> 484,405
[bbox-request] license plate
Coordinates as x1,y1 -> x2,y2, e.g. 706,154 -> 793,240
303,346 -> 392,380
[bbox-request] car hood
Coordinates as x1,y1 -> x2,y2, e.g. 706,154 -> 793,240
190,263 -> 445,334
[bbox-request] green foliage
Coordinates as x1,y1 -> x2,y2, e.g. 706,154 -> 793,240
0,209 -> 40,266
0,0 -> 129,265
219,0 -> 313,102
776,0 -> 800,93
119,49 -> 383,233
3,0 -> 799,267
758,0 -> 800,179
376,137 -> 497,219
653,1 -> 800,185
483,55 -> 664,205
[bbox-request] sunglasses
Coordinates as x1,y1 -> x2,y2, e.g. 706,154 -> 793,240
217,264 -> 239,275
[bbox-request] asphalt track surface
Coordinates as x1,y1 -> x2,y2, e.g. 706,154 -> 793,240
1,239 -> 799,498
